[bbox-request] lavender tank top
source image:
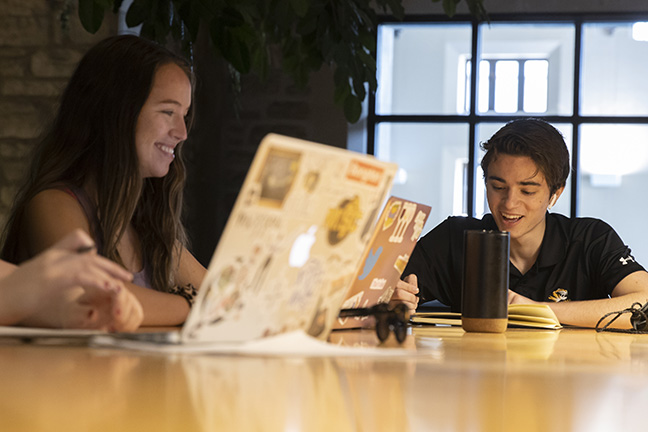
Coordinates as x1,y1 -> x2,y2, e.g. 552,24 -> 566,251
58,184 -> 153,290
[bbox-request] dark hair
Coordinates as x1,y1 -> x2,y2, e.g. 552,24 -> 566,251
1,35 -> 195,292
480,118 -> 571,195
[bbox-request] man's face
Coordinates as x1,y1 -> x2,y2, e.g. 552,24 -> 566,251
486,154 -> 560,244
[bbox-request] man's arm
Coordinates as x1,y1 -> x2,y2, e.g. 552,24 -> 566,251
509,271 -> 648,328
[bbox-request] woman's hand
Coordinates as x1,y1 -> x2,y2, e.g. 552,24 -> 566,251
1,229 -> 143,330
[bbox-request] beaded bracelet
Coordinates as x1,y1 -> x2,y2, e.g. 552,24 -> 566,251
169,283 -> 198,308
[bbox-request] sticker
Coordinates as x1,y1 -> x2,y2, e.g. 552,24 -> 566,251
389,202 -> 416,243
257,148 -> 301,208
358,247 -> 383,280
325,196 -> 362,245
346,159 -> 384,186
383,201 -> 402,231
303,170 -> 320,193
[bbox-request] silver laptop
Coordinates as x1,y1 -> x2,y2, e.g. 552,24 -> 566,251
124,133 -> 397,344
0,134 -> 397,345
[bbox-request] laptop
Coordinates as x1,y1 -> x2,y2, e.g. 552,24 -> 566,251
0,134 -> 398,346
153,133 -> 398,344
333,196 -> 431,330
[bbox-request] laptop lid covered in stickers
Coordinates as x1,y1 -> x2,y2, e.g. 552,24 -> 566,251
332,196 -> 431,330
181,133 -> 397,343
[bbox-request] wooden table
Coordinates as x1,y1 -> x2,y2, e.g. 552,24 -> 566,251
1,326 -> 647,432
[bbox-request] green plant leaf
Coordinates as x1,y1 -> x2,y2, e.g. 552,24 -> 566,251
125,0 -> 151,28
112,0 -> 124,14
384,0 -> 404,20
442,0 -> 460,17
251,45 -> 270,81
72,0 -> 487,123
334,81 -> 350,105
78,0 -> 106,34
220,6 -> 245,27
210,18 -> 252,73
177,1 -> 201,42
344,94 -> 362,124
289,0 -> 309,17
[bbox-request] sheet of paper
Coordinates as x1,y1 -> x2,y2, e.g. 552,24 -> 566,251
91,330 -> 413,357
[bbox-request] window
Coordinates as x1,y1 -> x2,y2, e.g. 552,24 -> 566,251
463,58 -> 549,114
368,15 -> 648,264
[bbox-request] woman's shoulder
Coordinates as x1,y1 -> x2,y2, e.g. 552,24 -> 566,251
28,187 -> 80,210
24,187 -> 90,230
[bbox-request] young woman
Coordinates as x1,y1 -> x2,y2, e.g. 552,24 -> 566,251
392,118 -> 648,328
1,35 -> 206,326
0,229 -> 142,330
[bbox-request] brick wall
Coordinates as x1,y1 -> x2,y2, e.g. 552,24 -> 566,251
0,0 -> 116,228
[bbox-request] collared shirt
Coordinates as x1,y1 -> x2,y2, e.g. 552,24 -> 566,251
404,213 -> 645,312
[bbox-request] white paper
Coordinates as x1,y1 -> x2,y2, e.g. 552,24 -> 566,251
91,330 -> 412,357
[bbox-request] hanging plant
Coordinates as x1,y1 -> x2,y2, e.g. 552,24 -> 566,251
75,0 -> 487,123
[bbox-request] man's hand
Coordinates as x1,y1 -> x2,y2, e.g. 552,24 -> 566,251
507,289 -> 537,305
389,274 -> 419,314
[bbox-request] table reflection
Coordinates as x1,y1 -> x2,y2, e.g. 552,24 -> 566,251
1,327 -> 648,432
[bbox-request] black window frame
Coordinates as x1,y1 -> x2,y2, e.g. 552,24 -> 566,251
367,12 -> 648,219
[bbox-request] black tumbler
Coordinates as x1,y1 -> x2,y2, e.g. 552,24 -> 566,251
461,230 -> 510,333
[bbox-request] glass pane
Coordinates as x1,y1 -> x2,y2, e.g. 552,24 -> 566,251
581,23 -> 648,116
376,24 -> 472,115
477,60 -> 490,113
479,23 -> 575,116
579,124 -> 648,264
524,60 -> 549,112
374,123 -> 469,234
474,122 -> 573,219
494,60 -> 519,113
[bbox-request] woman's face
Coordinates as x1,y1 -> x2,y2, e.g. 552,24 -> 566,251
486,154 -> 563,245
135,63 -> 192,179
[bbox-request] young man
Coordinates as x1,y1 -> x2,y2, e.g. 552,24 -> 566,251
392,118 -> 648,328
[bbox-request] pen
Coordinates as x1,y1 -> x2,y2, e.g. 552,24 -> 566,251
76,245 -> 95,254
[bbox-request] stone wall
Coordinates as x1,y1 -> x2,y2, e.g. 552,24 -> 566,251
0,0 -> 116,228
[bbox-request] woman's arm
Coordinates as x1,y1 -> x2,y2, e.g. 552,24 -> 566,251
121,243 -> 206,326
174,244 -> 207,289
20,189 -> 195,327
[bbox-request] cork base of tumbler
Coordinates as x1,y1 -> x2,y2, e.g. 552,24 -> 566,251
461,317 -> 507,333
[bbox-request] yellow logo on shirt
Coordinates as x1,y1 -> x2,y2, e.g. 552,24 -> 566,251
548,288 -> 568,302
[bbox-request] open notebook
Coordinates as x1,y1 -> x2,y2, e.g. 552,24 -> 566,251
411,304 -> 562,330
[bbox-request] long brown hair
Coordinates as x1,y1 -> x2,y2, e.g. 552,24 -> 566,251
1,35 -> 195,292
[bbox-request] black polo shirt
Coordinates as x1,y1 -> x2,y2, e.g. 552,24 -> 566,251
403,213 -> 645,312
